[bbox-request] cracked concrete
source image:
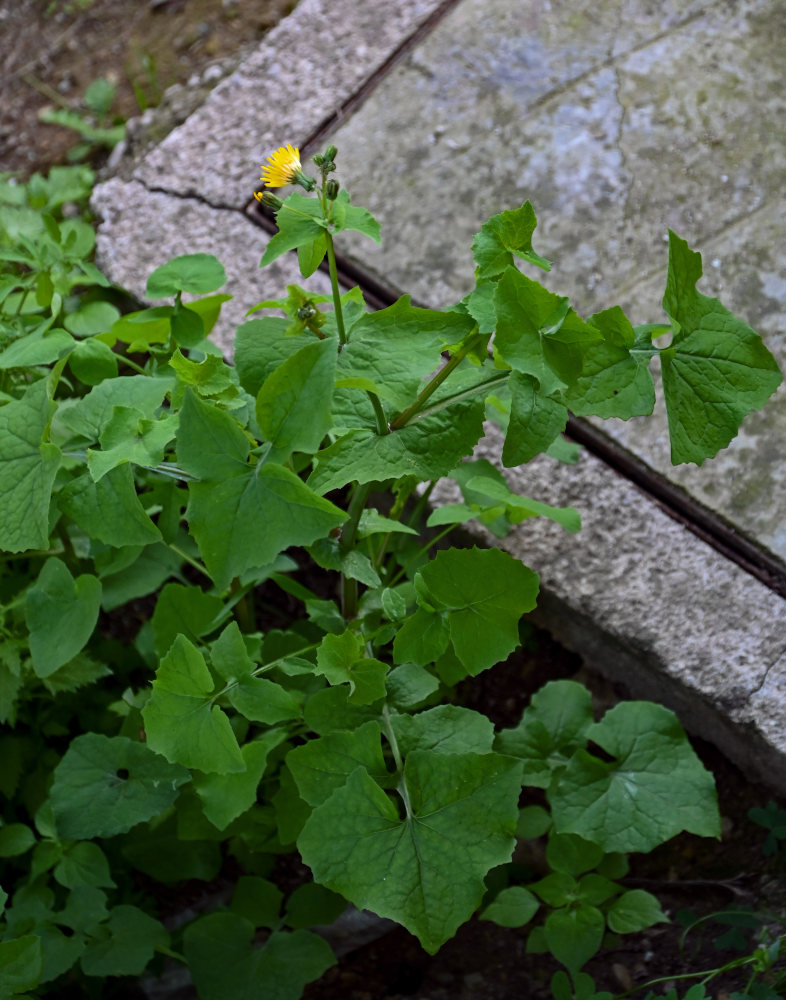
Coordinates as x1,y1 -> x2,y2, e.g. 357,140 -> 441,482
92,0 -> 786,788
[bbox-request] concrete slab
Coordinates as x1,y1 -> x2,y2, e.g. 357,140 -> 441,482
317,0 -> 786,563
132,0 -> 451,209
91,179 -> 332,355
432,424 -> 786,795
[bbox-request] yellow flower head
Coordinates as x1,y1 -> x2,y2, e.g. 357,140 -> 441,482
259,144 -> 305,188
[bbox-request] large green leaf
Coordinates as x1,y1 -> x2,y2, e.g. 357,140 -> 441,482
561,306 -> 655,420
87,408 -> 178,482
184,913 -> 335,1000
494,267 -> 600,396
550,700 -> 720,852
26,559 -> 102,678
186,463 -> 345,590
287,721 -> 390,806
0,378 -> 60,552
308,401 -> 485,494
503,371 -> 568,465
81,905 -> 168,977
233,317 -> 301,397
337,296 -> 473,410
142,634 -> 245,774
314,631 -> 388,705
495,680 -> 594,788
194,732 -> 287,831
256,339 -> 336,460
145,253 -> 226,298
298,751 -> 521,953
260,194 -> 327,267
58,465 -> 161,547
472,202 -> 552,278
176,388 -> 249,479
401,547 -> 539,674
0,934 -> 42,995
660,232 -> 782,464
390,705 -> 494,756
50,733 -> 189,839
59,374 -> 170,442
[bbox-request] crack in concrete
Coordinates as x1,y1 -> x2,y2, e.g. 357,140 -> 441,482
748,640 -> 786,698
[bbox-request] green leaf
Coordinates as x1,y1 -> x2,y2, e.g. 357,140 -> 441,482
151,582 -> 224,658
171,301 -> 205,348
472,202 -> 551,278
121,815 -> 221,882
194,732 -> 286,830
176,388 -> 249,480
309,401 -> 485,494
230,877 -> 283,929
58,464 -> 162,547
68,338 -> 118,385
142,634 -> 245,774
544,904 -> 605,974
26,559 -> 101,678
0,935 -> 42,995
109,306 -> 172,349
0,823 -> 35,858
606,889 -> 668,933
331,189 -> 382,244
480,886 -> 540,928
87,407 -> 178,482
385,662 -> 440,709
0,378 -> 60,552
145,253 -> 226,297
550,700 -> 721,852
494,267 -> 600,395
297,233 -> 327,277
288,721 -> 390,806
256,339 -> 336,460
303,686 -> 383,737
465,475 -> 581,532
503,371 -> 568,465
184,913 -> 335,1000
211,622 -> 302,725
545,833 -> 604,876
80,905 -> 168,977
53,842 -> 115,890
284,883 -> 346,930
50,732 -> 189,839
561,306 -> 655,420
298,751 -> 521,953
315,631 -> 387,705
64,300 -> 121,337
261,194 -> 327,267
390,705 -> 494,756
187,464 -> 345,590
411,548 -> 539,674
392,608 -> 450,667
337,296 -> 472,410
0,327 -> 74,369
233,317 -> 302,396
660,232 -> 782,465
495,680 -> 594,788
60,373 -> 170,442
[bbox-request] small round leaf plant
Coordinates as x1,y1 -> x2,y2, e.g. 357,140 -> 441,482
0,144 -> 781,1000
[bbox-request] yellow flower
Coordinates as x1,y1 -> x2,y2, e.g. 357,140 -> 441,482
259,144 -> 307,188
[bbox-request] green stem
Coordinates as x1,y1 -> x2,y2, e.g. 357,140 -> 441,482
119,354 -> 149,376
390,329 -> 482,429
168,544 -> 212,581
366,390 -> 390,435
339,482 -> 373,619
381,703 -> 413,818
324,231 -> 347,347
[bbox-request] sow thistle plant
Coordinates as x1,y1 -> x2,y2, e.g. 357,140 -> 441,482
0,147 -> 782,1000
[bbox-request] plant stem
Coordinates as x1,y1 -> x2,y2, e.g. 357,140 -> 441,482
366,390 -> 390,436
339,481 -> 373,619
324,231 -> 347,347
381,703 -> 413,818
390,329 -> 482,430
387,523 -> 456,586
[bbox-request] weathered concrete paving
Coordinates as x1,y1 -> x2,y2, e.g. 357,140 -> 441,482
91,0 -> 786,787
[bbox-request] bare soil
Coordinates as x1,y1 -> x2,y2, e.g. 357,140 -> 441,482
0,0 -> 294,177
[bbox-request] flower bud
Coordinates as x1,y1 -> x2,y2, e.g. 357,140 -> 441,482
325,179 -> 340,201
254,190 -> 283,210
324,145 -> 338,163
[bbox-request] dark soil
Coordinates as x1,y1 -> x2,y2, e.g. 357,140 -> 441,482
0,0 -> 294,177
2,4 -> 785,998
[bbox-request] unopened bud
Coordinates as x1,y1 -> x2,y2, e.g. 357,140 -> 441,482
312,153 -> 324,166
325,179 -> 340,201
324,145 -> 338,163
254,190 -> 283,210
